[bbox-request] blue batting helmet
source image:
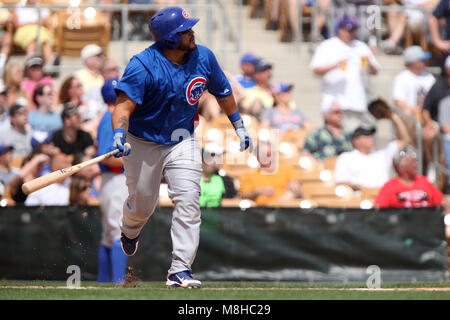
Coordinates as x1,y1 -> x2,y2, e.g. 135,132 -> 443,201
149,7 -> 199,49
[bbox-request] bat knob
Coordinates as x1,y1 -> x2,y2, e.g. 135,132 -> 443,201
21,183 -> 31,195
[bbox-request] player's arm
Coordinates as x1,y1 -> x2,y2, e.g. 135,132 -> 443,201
111,91 -> 137,157
112,91 -> 136,132
215,94 -> 253,152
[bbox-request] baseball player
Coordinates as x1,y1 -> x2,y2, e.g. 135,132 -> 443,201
96,78 -> 128,284
111,6 -> 253,288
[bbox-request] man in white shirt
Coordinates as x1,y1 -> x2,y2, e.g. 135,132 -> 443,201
334,110 -> 411,190
393,46 -> 435,119
310,16 -> 380,132
24,153 -> 72,206
393,45 -> 436,146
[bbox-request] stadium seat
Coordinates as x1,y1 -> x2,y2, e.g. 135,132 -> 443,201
301,180 -> 358,207
281,128 -> 308,151
360,187 -> 380,202
323,156 -> 338,171
50,9 -> 111,57
265,198 -> 304,208
221,198 -> 256,208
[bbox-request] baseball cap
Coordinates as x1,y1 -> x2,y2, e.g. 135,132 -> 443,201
101,77 -> 119,104
61,103 -> 80,119
81,44 -> 103,60
272,83 -> 293,95
352,125 -> 376,139
0,145 -> 13,154
403,46 -> 431,64
336,16 -> 358,31
254,59 -> 272,73
240,52 -> 259,65
25,56 -> 44,69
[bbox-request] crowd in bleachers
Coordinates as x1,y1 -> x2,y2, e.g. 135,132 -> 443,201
0,0 -> 449,212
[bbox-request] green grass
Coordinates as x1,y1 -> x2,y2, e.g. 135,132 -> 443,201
0,281 -> 450,300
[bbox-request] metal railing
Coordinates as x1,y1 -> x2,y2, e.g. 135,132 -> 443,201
433,133 -> 450,186
1,1 -> 241,70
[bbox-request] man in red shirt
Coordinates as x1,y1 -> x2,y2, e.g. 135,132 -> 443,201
375,145 -> 447,208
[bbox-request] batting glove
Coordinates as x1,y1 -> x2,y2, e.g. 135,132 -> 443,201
228,111 -> 253,153
113,128 -> 131,158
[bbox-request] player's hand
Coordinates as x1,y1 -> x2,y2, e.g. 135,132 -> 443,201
229,111 -> 253,153
113,128 -> 131,158
235,127 -> 253,153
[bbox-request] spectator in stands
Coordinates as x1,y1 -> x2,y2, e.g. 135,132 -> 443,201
267,0 -> 281,30
234,52 -> 259,89
393,46 -> 436,144
28,84 -> 61,141
282,0 -> 331,42
21,56 -> 53,107
0,8 -> 12,76
75,44 -> 105,94
0,104 -> 33,158
50,104 -> 95,157
24,152 -> 72,206
73,152 -> 101,204
240,59 -> 274,118
429,0 -> 450,55
74,44 -> 109,133
199,143 -> 237,208
375,145 -> 447,208
198,71 -> 247,122
259,83 -> 313,132
310,16 -> 380,131
102,59 -> 121,81
57,76 -> 84,110
0,82 -> 9,130
380,0 -> 407,55
12,0 -> 59,67
0,145 -> 18,189
334,110 -> 411,191
69,174 -> 92,206
3,61 -> 27,108
58,74 -> 104,137
304,96 -> 353,160
7,150 -> 49,204
240,141 -> 303,206
422,55 -> 450,180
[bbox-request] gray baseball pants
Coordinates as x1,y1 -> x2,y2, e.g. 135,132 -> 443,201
121,133 -> 202,276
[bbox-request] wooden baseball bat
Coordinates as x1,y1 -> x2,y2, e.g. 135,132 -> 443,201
22,143 -> 131,195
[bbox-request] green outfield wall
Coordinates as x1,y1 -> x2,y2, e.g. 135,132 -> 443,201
0,206 -> 447,283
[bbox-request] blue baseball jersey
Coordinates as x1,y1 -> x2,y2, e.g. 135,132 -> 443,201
115,44 -> 232,145
97,110 -> 123,173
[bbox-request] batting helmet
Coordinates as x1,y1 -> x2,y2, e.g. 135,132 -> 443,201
149,7 -> 199,49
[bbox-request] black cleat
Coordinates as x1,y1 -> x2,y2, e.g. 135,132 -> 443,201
120,232 -> 139,256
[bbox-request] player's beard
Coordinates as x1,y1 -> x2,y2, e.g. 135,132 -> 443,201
179,35 -> 197,52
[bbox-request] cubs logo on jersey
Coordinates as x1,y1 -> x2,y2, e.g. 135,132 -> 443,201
186,77 -> 206,105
